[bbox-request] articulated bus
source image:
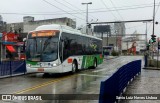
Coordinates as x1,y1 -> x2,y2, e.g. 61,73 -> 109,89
26,24 -> 103,74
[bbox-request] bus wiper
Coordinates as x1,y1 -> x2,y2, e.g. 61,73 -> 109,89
43,37 -> 52,51
34,38 -> 38,52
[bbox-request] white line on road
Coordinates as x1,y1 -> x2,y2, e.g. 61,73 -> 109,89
78,74 -> 108,78
92,69 -> 107,73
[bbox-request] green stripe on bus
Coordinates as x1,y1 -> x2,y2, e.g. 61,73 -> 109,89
81,56 -> 86,69
26,61 -> 38,65
81,55 -> 103,69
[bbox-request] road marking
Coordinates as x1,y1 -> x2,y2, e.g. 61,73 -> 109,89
13,74 -> 77,94
92,68 -> 107,73
78,74 -> 107,78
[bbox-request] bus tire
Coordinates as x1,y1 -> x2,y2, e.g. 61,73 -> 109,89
71,61 -> 77,74
43,73 -> 50,77
93,58 -> 97,69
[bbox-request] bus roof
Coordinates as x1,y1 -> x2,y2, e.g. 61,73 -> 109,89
31,24 -> 102,40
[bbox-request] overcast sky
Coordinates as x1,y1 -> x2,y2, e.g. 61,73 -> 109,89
0,0 -> 160,38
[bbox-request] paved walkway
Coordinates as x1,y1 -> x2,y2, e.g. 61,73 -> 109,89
104,56 -> 118,60
121,68 -> 160,103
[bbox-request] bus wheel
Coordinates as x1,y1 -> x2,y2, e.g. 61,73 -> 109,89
93,58 -> 97,69
72,61 -> 77,73
43,73 -> 50,77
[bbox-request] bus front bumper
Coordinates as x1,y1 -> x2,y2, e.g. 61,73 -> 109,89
26,65 -> 63,73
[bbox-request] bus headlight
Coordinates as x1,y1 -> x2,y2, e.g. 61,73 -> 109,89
53,63 -> 57,66
51,63 -> 58,67
27,64 -> 31,67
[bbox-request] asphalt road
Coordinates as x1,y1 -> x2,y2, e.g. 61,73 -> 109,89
0,56 -> 144,103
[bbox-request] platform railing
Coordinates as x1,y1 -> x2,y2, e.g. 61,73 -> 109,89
0,60 -> 26,78
99,60 -> 141,103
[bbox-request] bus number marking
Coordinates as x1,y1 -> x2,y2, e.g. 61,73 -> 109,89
38,68 -> 44,72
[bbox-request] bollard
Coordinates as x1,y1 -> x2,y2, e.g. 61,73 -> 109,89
24,60 -> 26,74
144,55 -> 148,67
9,61 -> 12,76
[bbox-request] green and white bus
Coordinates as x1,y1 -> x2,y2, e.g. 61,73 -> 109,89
26,24 -> 103,73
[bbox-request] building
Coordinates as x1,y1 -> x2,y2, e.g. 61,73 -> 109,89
6,16 -> 76,34
92,23 -> 125,53
0,15 -> 7,32
93,24 -> 122,51
6,22 -> 23,33
114,22 -> 126,36
23,16 -> 76,33
121,34 -> 146,54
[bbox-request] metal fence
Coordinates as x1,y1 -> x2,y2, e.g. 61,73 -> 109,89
0,60 -> 26,78
99,60 -> 141,103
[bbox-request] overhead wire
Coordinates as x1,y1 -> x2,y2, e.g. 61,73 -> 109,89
109,0 -> 124,20
62,0 -> 98,20
147,1 -> 160,34
100,0 -> 118,21
126,24 -> 146,29
0,4 -> 159,15
155,1 -> 160,15
53,0 -> 85,20
42,0 -> 85,21
85,3 -> 160,11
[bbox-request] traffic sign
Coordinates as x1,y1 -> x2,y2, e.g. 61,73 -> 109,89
158,40 -> 160,49
151,35 -> 156,43
157,37 -> 160,49
158,37 -> 160,42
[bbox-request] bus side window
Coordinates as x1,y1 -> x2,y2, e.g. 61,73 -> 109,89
62,32 -> 70,61
59,38 -> 62,62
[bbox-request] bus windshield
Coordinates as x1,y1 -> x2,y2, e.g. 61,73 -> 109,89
26,30 -> 59,62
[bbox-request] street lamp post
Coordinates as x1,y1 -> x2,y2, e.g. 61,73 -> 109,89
115,30 -> 118,51
0,33 -> 2,62
82,2 -> 92,34
152,0 -> 156,36
152,0 -> 156,60
143,22 -> 148,48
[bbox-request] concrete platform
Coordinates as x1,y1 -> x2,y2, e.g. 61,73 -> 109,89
104,56 -> 119,60
143,67 -> 160,70
121,68 -> 160,103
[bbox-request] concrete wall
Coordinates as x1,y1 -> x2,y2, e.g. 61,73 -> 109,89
6,17 -> 76,33
0,21 -> 7,32
0,15 -> 7,32
6,23 -> 23,33
103,37 -> 116,46
148,59 -> 160,68
114,22 -> 126,36
23,16 -> 34,23
122,40 -> 146,51
23,17 -> 76,33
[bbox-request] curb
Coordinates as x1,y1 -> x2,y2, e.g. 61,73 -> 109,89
105,56 -> 119,60
143,67 -> 160,70
0,73 -> 26,79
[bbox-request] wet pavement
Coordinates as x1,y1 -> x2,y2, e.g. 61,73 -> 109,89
0,56 -> 143,103
121,68 -> 160,103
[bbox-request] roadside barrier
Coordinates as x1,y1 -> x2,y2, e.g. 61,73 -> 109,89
0,60 -> 26,78
99,60 -> 141,103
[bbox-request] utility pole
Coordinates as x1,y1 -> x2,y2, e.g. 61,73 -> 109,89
152,0 -> 156,60
143,22 -> 148,48
0,33 -> 2,62
115,30 -> 118,51
82,2 -> 92,35
152,0 -> 156,41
